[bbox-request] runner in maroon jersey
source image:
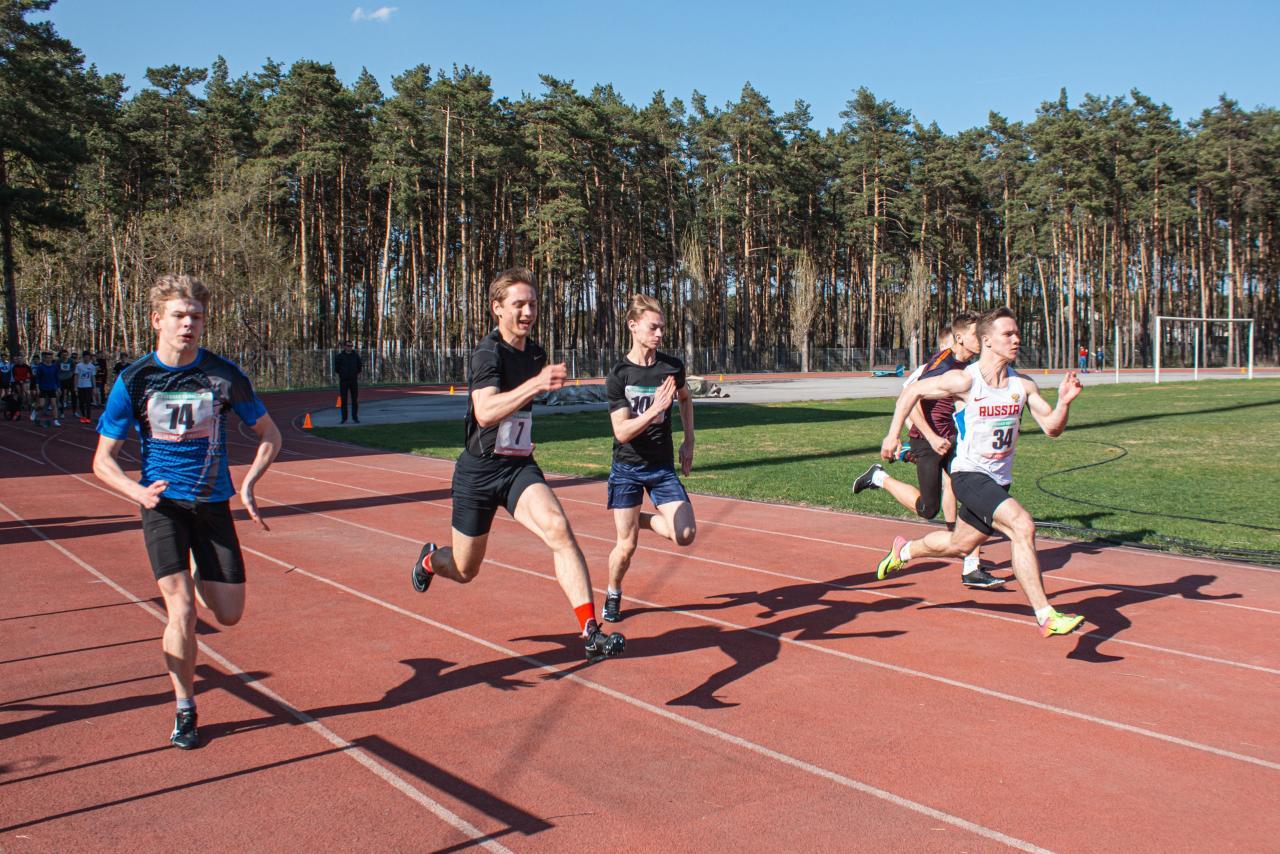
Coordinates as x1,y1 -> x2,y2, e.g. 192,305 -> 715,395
852,313 -> 1006,589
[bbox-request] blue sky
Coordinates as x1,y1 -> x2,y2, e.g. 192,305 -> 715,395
46,0 -> 1280,132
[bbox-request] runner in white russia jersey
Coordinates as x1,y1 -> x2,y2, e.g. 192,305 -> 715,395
950,362 -> 1026,487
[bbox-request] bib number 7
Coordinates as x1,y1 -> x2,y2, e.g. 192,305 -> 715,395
495,412 -> 533,457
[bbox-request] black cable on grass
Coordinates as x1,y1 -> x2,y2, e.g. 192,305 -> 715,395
1032,439 -> 1280,568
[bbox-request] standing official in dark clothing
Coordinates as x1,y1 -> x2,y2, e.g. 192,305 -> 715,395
334,340 -> 362,423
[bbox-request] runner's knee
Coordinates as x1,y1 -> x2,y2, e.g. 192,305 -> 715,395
915,494 -> 941,519
614,530 -> 639,557
1007,512 -> 1036,542
165,602 -> 197,633
541,514 -> 574,551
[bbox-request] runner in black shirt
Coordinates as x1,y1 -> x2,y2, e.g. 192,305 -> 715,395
410,267 -> 624,663
333,340 -> 362,423
601,294 -> 696,622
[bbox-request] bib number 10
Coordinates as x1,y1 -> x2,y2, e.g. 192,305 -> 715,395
495,412 -> 533,457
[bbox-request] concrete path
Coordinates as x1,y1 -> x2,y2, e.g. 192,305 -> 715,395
310,367 -> 1276,428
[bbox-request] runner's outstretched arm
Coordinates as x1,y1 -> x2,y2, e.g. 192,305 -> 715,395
239,414 -> 282,530
1022,372 -> 1082,438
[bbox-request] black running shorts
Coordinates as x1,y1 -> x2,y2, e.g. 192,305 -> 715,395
141,498 -> 246,583
908,438 -> 955,520
951,471 -> 1012,537
450,451 -> 546,537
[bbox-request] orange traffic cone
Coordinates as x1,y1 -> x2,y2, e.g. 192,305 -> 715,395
449,385 -> 455,395
335,394 -> 342,407
303,413 -> 314,429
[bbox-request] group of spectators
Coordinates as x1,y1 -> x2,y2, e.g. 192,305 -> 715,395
0,348 -> 132,426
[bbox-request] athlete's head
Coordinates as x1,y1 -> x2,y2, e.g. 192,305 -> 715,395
950,312 -> 980,360
977,307 -> 1019,361
626,294 -> 665,351
489,267 -> 537,341
342,340 -> 353,352
81,351 -> 92,362
935,326 -> 953,349
150,274 -> 208,356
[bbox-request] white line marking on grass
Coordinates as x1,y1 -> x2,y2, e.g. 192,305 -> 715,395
248,463 -> 1280,676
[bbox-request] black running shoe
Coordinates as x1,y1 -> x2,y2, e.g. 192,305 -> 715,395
411,542 -> 436,593
602,592 -> 622,623
170,708 -> 199,750
584,621 -> 626,663
961,568 -> 1007,589
852,463 -> 884,494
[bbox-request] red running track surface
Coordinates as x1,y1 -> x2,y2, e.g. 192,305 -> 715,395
1,389 -> 1277,852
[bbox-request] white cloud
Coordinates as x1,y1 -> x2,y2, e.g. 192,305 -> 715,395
351,6 -> 398,23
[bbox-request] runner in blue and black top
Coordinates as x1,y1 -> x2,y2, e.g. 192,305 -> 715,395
98,349 -> 267,504
92,274 -> 282,750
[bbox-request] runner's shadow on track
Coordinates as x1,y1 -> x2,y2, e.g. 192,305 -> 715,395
919,574 -> 1239,663
520,573 -> 918,709
198,664 -> 556,842
984,539 -> 1107,573
0,514 -> 141,545
245,488 -> 454,522
303,657 -> 544,720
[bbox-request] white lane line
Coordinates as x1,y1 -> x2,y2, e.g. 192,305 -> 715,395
282,417 -> 1280,578
42,426 -> 1280,756
249,464 -> 1280,675
229,482 -> 1280,770
0,441 -> 47,466
31,431 -> 1052,851
0,491 -> 513,852
244,546 -> 1053,854
251,423 -> 1280,580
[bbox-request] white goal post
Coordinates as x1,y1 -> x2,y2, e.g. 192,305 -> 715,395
1154,316 -> 1255,384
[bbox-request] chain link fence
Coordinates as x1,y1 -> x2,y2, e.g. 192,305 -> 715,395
229,346 -> 1101,390
233,346 -> 940,390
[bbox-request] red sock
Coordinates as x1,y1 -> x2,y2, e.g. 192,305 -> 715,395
574,602 -> 596,635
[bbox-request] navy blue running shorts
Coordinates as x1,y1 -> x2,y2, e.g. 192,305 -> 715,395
606,460 -> 690,510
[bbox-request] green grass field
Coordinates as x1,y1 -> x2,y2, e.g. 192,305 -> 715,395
315,378 -> 1280,560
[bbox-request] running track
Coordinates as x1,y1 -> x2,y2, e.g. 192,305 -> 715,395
1,388 -> 1277,852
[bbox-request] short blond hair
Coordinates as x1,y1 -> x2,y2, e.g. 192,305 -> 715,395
488,267 -> 535,314
625,293 -> 663,325
149,274 -> 209,314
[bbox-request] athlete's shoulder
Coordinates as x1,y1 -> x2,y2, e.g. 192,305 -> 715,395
199,350 -> 251,378
655,350 -> 684,372
474,328 -> 502,353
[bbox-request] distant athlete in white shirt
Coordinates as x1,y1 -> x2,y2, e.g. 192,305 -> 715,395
872,307 -> 1086,638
